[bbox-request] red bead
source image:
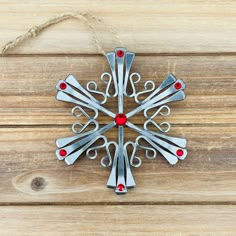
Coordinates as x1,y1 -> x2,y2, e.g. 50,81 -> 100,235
174,82 -> 182,90
176,149 -> 184,157
116,50 -> 124,57
117,183 -> 125,191
59,82 -> 67,90
59,149 -> 67,157
115,114 -> 127,126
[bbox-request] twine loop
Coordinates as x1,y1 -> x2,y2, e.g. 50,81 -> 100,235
0,12 -> 122,56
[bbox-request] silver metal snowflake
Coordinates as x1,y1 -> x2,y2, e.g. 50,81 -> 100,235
55,47 -> 187,194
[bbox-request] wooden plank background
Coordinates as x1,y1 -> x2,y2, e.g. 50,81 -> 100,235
0,0 -> 236,235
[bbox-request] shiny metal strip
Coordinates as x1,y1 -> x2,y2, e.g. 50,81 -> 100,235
56,122 -> 116,164
144,85 -> 186,110
124,142 -> 136,186
56,129 -> 94,149
148,130 -> 187,149
126,121 -> 187,163
65,75 -> 101,104
144,91 -> 186,118
66,76 -> 116,118
56,91 -> 99,119
115,126 -> 127,193
127,121 -> 186,149
141,73 -> 177,104
56,78 -> 116,118
136,135 -> 178,165
64,135 -> 107,165
56,120 -> 99,148
123,52 -> 135,97
115,48 -> 126,113
107,142 -> 119,188
126,87 -> 186,119
106,52 -> 118,97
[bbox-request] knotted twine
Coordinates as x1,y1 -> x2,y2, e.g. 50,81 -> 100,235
0,12 -> 122,55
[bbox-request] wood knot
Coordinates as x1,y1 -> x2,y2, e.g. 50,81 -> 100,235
31,177 -> 47,191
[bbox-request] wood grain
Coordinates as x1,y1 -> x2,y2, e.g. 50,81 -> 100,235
1,206 -> 236,236
1,0 -> 236,54
0,126 -> 235,203
1,1 -> 236,234
0,55 -> 235,125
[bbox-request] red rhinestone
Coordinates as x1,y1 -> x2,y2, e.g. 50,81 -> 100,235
174,82 -> 182,90
117,50 -> 124,57
115,114 -> 127,126
59,149 -> 67,157
117,184 -> 125,191
176,149 -> 184,157
59,82 -> 67,90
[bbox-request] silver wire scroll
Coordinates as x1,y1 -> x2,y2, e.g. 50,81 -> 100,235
55,47 -> 187,194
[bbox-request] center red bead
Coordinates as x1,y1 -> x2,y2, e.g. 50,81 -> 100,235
115,113 -> 127,126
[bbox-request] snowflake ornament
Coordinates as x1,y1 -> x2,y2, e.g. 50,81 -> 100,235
55,47 -> 187,194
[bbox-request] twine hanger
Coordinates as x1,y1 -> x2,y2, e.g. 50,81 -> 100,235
0,12 -> 122,56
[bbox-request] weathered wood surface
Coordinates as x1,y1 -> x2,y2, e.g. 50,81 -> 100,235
0,126 -> 235,203
0,55 -> 235,125
1,0 -> 236,54
1,206 -> 236,236
0,0 -> 236,235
